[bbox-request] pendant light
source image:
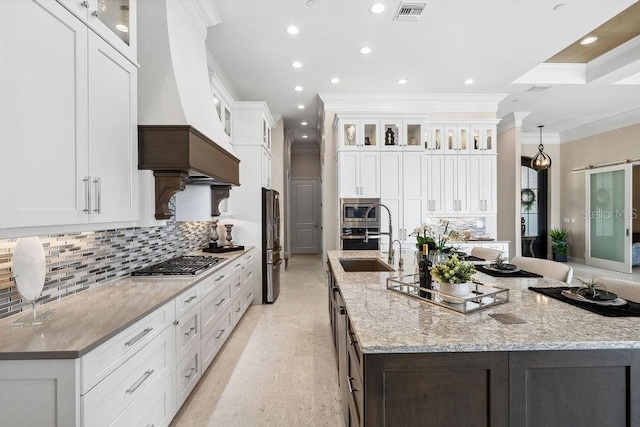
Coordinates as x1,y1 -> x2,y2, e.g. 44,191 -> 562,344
531,125 -> 551,171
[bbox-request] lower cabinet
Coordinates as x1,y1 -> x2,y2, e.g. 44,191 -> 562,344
176,342 -> 202,409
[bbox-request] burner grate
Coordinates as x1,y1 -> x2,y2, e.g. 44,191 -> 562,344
131,255 -> 224,276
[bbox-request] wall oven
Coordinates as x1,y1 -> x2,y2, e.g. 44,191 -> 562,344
340,198 -> 380,250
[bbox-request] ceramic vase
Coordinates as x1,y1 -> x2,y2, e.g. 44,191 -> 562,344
438,282 -> 470,303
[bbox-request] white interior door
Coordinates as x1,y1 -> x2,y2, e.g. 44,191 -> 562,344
291,179 -> 320,254
585,164 -> 633,273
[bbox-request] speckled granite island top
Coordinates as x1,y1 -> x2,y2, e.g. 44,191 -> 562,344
0,248 -> 253,360
328,250 -> 640,354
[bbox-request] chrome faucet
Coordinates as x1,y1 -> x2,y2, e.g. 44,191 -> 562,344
364,203 -> 394,265
392,239 -> 404,273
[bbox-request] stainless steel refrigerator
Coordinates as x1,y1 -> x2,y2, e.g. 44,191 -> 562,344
262,188 -> 281,303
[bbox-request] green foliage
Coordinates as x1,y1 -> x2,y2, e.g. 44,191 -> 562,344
431,254 -> 476,284
550,228 -> 570,256
575,277 -> 608,299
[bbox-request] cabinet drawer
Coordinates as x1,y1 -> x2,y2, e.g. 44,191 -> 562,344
202,308 -> 232,372
242,281 -> 255,310
111,370 -> 175,427
201,280 -> 231,336
229,258 -> 244,279
347,318 -> 363,378
175,286 -> 200,319
175,303 -> 200,364
81,301 -> 174,394
230,270 -> 243,298
82,325 -> 175,427
242,252 -> 255,283
231,294 -> 243,326
199,264 -> 231,297
347,346 -> 364,422
176,342 -> 201,410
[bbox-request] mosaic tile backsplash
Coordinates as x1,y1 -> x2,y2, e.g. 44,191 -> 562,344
0,203 -> 211,319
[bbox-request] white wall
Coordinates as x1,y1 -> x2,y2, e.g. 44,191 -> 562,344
291,150 -> 321,179
497,126 -> 520,259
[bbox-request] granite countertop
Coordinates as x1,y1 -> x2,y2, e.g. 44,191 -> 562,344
0,247 -> 254,360
328,250 -> 640,354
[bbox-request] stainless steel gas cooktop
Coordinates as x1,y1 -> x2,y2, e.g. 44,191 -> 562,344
131,255 -> 224,276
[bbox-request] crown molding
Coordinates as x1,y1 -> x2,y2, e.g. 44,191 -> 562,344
234,102 -> 276,126
497,111 -> 531,133
560,107 -> 640,143
319,93 -> 507,114
180,0 -> 222,39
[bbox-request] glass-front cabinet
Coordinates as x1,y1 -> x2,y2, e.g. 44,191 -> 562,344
57,0 -> 136,63
381,120 -> 402,149
470,124 -> 496,153
262,115 -> 272,150
444,125 -> 470,153
362,121 -> 379,148
339,120 -> 359,150
338,119 -> 378,150
428,125 -> 445,152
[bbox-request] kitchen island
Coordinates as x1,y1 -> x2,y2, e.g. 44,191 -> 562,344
328,250 -> 640,427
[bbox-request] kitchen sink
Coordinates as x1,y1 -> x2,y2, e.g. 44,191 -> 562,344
339,258 -> 395,272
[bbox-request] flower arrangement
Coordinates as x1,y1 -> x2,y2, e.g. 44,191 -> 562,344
411,219 -> 455,253
431,254 -> 475,284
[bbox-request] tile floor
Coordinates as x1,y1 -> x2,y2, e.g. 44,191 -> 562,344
170,254 -> 640,426
170,254 -> 343,427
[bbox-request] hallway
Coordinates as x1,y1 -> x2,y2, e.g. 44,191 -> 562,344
171,254 -> 342,426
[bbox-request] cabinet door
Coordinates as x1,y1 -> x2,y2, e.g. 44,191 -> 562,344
483,125 -> 496,154
380,120 -> 402,150
0,0 -> 89,228
261,147 -> 271,189
455,156 -> 470,213
469,125 -> 483,154
469,155 -> 484,214
425,155 -> 445,215
429,125 -> 445,153
482,155 -> 497,213
403,122 -> 425,151
359,152 -> 380,198
361,120 -> 379,149
339,120 -> 359,150
380,153 -> 402,248
402,153 -> 425,243
338,152 -> 359,198
88,33 -> 137,223
443,156 -> 458,213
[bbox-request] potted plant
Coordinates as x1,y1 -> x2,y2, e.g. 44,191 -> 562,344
430,254 -> 476,302
574,278 -> 609,299
411,220 -> 455,255
550,228 -> 570,262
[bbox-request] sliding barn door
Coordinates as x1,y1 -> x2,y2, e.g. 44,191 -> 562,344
585,164 -> 633,273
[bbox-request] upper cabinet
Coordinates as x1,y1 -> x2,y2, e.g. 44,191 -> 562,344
0,0 -> 137,230
57,0 -> 137,63
338,120 -> 379,151
469,125 -> 497,154
380,120 -> 402,150
444,125 -> 470,153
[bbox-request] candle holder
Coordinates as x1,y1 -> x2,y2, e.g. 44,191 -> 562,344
225,224 -> 234,247
210,219 -> 219,247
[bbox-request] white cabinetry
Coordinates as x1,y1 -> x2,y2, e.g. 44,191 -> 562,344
443,156 -> 470,214
424,155 -> 445,215
444,125 -> 470,153
470,155 -> 497,214
338,151 -> 380,198
470,125 -> 497,154
0,0 -> 137,230
380,152 -> 426,246
262,146 -> 272,189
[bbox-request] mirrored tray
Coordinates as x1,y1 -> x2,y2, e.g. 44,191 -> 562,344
386,274 -> 509,314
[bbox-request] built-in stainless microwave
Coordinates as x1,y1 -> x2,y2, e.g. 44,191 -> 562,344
340,198 -> 380,227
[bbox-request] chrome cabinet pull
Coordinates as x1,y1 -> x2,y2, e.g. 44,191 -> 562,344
235,263 -> 241,268
215,298 -> 226,307
184,366 -> 197,379
215,328 -> 226,339
347,376 -> 359,393
126,369 -> 154,394
91,10 -> 100,17
235,306 -> 241,313
246,292 -> 253,299
184,295 -> 197,304
125,327 -> 153,347
83,177 -> 91,213
184,326 -> 196,336
80,1 -> 89,8
215,275 -> 225,282
93,177 -> 101,214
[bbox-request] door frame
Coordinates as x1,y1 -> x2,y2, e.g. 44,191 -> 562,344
290,178 -> 321,254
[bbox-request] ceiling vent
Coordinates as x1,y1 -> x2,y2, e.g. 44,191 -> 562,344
526,85 -> 553,92
394,2 -> 429,21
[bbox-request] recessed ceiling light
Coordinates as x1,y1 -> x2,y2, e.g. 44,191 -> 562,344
302,135 -> 308,139
464,79 -> 474,85
330,77 -> 340,84
358,46 -> 372,55
116,24 -> 128,32
301,120 -> 308,125
291,61 -> 303,68
580,36 -> 598,45
369,3 -> 385,14
285,25 -> 299,35
298,105 -> 305,109
294,86 -> 303,92
553,3 -> 565,10
397,79 -> 408,84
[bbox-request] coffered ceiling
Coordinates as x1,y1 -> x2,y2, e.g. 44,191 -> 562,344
206,0 -> 640,145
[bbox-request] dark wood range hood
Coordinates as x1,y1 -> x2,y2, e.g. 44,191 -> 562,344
138,125 -> 240,220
